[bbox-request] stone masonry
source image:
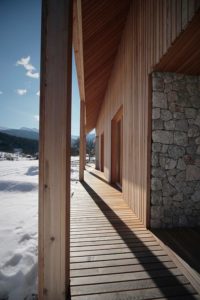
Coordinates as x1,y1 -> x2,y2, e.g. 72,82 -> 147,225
151,72 -> 200,228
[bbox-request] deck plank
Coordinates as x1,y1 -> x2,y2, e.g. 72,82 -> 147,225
70,171 -> 200,299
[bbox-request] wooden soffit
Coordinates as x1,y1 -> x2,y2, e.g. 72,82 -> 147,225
73,0 -> 130,133
155,9 -> 200,75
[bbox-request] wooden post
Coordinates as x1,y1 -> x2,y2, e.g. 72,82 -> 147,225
79,100 -> 85,181
39,0 -> 72,299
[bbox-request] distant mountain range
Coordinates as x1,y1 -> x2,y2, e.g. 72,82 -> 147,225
0,127 -> 39,140
0,127 -> 95,142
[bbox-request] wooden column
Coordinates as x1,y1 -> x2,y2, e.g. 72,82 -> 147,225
39,0 -> 72,299
79,100 -> 85,181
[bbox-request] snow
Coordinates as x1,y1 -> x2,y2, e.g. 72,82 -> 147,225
0,160 -> 38,300
0,156 -> 80,300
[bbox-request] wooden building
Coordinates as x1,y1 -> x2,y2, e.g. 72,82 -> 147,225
39,0 -> 200,298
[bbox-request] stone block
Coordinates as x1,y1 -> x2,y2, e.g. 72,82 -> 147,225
152,167 -> 166,178
186,82 -> 198,96
172,80 -> 185,91
164,120 -> 175,131
175,119 -> 188,132
160,109 -> 172,121
177,158 -> 186,170
173,193 -> 183,202
163,196 -> 173,206
173,112 -> 185,119
167,169 -> 177,176
164,83 -> 172,93
152,143 -> 162,152
176,92 -> 191,107
151,206 -> 164,219
186,145 -> 197,155
151,191 -> 163,205
190,95 -> 200,109
153,77 -> 164,91
168,145 -> 185,159
162,145 -> 169,153
152,152 -> 159,167
153,92 -> 168,108
168,176 -> 177,186
152,108 -> 160,120
188,125 -> 200,137
174,131 -> 188,146
151,178 -> 162,191
176,171 -> 186,182
185,108 -> 197,119
152,119 -> 164,130
152,130 -> 173,144
163,181 -> 176,196
191,191 -> 200,202
186,165 -> 200,181
165,158 -> 177,170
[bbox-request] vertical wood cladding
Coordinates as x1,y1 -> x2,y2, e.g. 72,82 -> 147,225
96,0 -> 200,226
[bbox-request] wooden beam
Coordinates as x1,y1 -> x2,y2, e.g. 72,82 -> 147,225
79,101 -> 85,181
39,0 -> 72,299
73,0 -> 85,102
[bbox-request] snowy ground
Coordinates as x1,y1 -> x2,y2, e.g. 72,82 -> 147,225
0,156 -> 79,300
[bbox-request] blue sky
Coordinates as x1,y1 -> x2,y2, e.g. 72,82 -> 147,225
0,0 -> 80,136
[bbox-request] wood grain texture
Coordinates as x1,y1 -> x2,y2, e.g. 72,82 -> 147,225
94,0 -> 200,227
39,0 -> 72,298
70,170 -> 200,299
79,0 -> 131,132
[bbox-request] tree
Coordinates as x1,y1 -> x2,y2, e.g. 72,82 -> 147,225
71,137 -> 80,156
86,137 -> 95,162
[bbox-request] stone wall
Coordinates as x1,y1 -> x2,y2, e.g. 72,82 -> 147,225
151,72 -> 200,228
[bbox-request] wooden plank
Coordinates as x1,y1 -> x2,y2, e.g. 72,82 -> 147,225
70,256 -> 172,270
39,0 -> 72,298
71,284 -> 196,300
71,275 -> 189,295
70,261 -> 176,277
70,171 -> 199,297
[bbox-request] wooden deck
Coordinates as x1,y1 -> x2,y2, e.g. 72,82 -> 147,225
70,170 -> 200,299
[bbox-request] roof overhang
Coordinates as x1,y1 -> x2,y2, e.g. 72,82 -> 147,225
73,0 -> 130,133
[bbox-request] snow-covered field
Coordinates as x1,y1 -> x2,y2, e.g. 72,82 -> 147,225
0,156 -> 79,300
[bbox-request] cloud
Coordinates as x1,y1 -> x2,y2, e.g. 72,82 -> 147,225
16,56 -> 39,79
34,115 -> 39,121
16,89 -> 27,96
0,91 -> 3,95
26,70 -> 39,78
36,90 -> 40,96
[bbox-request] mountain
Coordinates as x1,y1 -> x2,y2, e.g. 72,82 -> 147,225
0,126 -> 9,131
0,132 -> 38,155
20,127 -> 39,133
0,127 -> 96,144
0,128 -> 39,140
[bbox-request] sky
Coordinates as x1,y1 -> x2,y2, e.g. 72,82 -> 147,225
0,0 -> 80,136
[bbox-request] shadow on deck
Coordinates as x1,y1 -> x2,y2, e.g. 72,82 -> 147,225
70,170 -> 200,299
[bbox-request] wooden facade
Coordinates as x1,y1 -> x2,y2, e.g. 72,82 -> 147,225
92,0 -> 200,227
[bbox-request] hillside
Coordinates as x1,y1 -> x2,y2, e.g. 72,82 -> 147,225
0,128 -> 39,140
0,132 -> 38,155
